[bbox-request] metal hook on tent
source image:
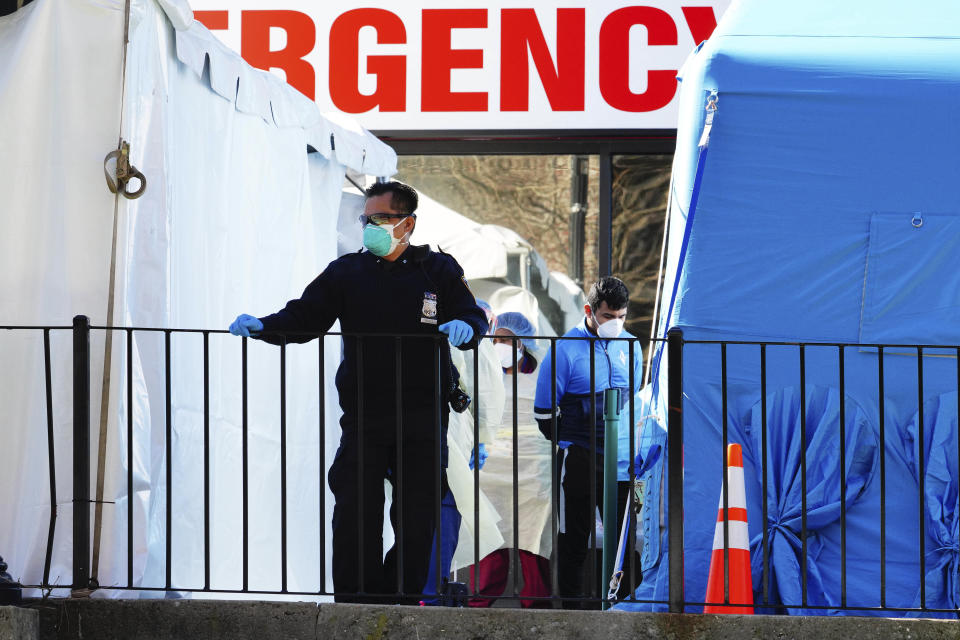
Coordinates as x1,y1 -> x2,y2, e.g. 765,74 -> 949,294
103,140 -> 147,200
607,569 -> 624,602
699,91 -> 719,149
911,213 -> 923,228
705,91 -> 718,112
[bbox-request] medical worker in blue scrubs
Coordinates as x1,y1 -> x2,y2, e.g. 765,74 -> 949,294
533,276 -> 641,608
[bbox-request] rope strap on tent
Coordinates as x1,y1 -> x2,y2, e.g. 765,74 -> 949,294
607,507 -> 633,602
88,0 -> 137,594
650,91 -> 719,405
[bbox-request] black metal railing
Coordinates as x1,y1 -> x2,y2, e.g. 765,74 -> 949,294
1,316 -> 646,608
3,318 -> 960,616
665,329 -> 960,616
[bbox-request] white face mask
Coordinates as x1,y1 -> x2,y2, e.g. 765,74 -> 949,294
597,318 -> 624,339
590,306 -> 625,339
494,342 -> 518,368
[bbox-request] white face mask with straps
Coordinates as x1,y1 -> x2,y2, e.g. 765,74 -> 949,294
596,317 -> 624,339
589,305 -> 625,339
494,342 -> 517,368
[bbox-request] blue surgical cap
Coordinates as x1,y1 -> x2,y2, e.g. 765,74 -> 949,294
495,311 -> 540,354
476,299 -> 496,334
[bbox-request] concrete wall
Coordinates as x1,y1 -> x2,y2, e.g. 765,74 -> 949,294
24,600 -> 960,640
0,606 -> 38,640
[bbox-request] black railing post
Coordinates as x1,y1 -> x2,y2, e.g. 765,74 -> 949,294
667,329 -> 684,613
73,314 -> 91,592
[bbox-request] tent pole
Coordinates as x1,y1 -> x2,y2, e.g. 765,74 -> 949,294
90,197 -> 120,586
91,0 -> 132,586
644,177 -> 674,387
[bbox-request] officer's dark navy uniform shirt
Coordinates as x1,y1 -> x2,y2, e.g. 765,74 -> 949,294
255,244 -> 487,440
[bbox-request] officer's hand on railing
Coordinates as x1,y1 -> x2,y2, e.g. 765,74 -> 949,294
229,314 -> 263,337
438,319 -> 473,347
469,443 -> 488,470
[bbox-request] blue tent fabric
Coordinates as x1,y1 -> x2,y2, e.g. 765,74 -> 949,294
617,0 -> 960,615
634,389 -> 668,574
617,395 -> 658,481
611,390 -> 669,612
742,385 -> 878,615
903,392 -> 960,616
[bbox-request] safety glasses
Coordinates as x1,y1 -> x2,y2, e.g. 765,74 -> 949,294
358,212 -> 412,228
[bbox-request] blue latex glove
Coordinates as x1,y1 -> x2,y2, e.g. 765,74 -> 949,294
438,319 -> 473,347
469,443 -> 488,470
229,314 -> 263,337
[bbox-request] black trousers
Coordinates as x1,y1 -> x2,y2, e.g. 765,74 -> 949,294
328,418 -> 448,604
556,444 -> 633,609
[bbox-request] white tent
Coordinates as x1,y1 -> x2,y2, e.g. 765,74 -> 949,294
0,0 -> 395,596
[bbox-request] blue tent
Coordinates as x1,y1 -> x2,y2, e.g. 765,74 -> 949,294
619,0 -> 960,616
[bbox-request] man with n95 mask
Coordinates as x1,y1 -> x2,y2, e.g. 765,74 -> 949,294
229,180 -> 488,604
533,276 -> 641,609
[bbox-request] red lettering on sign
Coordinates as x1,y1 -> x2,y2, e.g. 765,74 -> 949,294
599,7 -> 677,113
194,10 -> 228,31
500,9 -> 584,112
241,11 -> 316,99
329,9 -> 407,113
681,6 -> 719,46
421,9 -> 488,112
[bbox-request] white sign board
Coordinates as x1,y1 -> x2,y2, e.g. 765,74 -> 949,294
189,1 -> 731,131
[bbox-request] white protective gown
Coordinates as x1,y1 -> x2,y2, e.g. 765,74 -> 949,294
448,339 -> 506,567
479,363 -> 554,557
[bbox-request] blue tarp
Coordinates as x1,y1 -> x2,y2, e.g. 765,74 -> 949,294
617,0 -> 960,616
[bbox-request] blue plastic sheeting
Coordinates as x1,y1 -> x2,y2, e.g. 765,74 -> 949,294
742,385 -> 879,614
616,400 -> 644,481
904,392 -> 960,613
617,0 -> 960,616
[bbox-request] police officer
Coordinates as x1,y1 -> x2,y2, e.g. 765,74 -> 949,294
229,181 -> 487,604
533,276 -> 641,608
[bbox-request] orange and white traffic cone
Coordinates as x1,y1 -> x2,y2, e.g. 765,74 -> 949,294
703,443 -> 753,614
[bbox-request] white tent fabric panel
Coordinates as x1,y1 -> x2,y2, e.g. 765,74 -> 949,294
411,193 -> 510,281
0,0 -> 122,325
114,0 -> 347,595
0,0 -> 127,591
0,0 -> 378,596
546,271 -> 588,336
163,8 -> 396,177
